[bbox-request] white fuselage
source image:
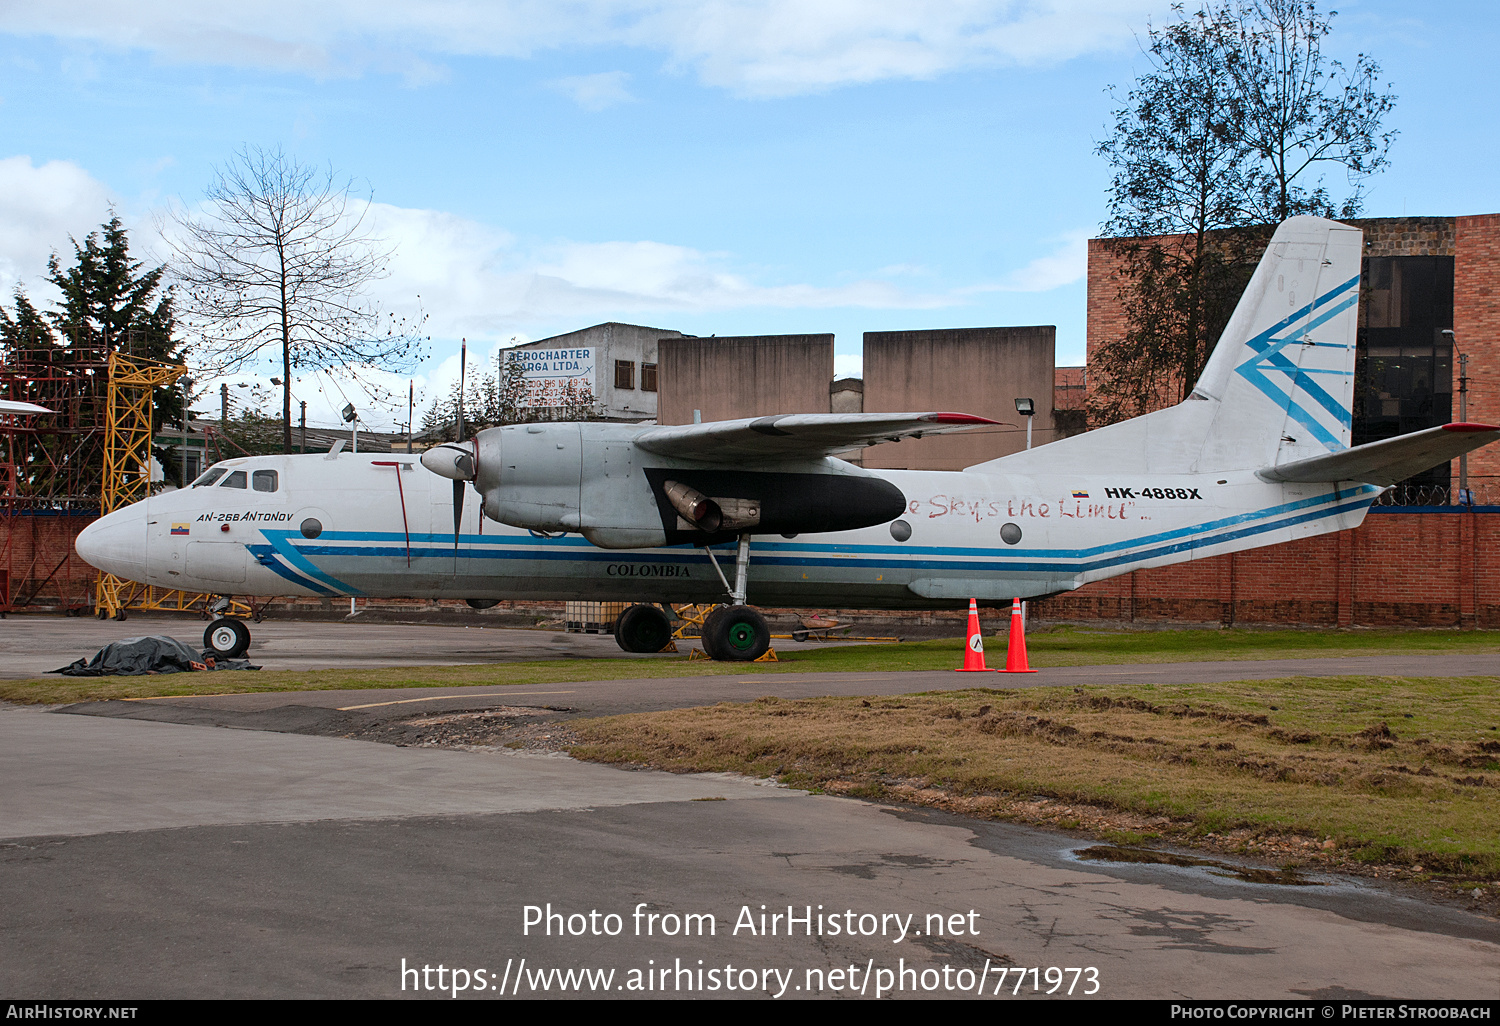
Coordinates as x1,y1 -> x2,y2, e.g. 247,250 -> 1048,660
76,450 -> 1377,608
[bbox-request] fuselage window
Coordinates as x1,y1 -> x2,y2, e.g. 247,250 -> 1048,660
219,471 -> 248,489
192,467 -> 227,488
252,469 -> 278,492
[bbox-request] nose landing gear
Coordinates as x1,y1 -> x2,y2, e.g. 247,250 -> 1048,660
204,617 -> 251,660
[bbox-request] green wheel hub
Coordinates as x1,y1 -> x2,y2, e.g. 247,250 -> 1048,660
726,619 -> 757,651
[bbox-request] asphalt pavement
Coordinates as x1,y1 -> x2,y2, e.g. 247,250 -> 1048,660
2,615 -> 1498,1000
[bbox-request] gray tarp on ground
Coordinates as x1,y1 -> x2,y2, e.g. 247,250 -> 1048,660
52,636 -> 260,676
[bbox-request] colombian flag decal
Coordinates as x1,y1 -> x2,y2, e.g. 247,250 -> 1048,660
1071,489 -> 1089,499
171,523 -> 190,535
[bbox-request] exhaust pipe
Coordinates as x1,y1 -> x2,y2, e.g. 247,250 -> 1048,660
663,480 -> 722,533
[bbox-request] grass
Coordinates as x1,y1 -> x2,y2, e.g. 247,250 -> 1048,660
4,625 -> 1500,705
569,676 -> 1500,877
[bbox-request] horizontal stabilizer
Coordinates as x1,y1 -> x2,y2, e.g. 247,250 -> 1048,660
0,399 -> 54,415
634,412 -> 999,464
1256,423 -> 1500,485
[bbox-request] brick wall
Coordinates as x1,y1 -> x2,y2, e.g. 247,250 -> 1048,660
1,513 -> 97,611
1456,214 -> 1500,496
1032,508 -> 1500,627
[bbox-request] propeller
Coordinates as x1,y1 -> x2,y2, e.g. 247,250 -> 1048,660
420,442 -> 476,571
452,479 -> 464,564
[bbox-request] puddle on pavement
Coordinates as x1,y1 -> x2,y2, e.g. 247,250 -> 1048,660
1074,844 -> 1322,886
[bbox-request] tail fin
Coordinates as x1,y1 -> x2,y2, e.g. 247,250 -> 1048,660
1194,215 -> 1363,472
966,215 -> 1362,477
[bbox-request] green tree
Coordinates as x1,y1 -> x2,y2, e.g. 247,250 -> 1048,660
0,215 -> 187,493
0,291 -> 56,350
1090,0 -> 1395,424
1093,5 -> 1262,421
419,357 -> 600,442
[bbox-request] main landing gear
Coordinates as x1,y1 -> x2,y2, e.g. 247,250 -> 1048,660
614,603 -> 675,653
612,535 -> 772,661
697,534 -> 771,662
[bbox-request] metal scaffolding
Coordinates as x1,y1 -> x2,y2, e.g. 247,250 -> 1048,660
0,333 -> 108,613
92,352 -> 249,620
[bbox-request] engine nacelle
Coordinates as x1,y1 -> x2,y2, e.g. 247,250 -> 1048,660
465,421 -> 906,549
473,422 -> 585,533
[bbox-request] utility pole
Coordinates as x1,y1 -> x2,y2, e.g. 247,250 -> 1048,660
1459,349 -> 1471,504
299,400 -> 307,454
181,377 -> 191,486
407,381 -> 414,453
220,382 -> 228,426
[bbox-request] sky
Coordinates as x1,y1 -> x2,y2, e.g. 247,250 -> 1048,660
0,1 -> 1496,429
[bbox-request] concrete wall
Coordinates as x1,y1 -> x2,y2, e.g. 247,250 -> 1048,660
861,326 -> 1056,471
657,334 -> 834,425
830,378 -> 864,414
514,322 -> 683,422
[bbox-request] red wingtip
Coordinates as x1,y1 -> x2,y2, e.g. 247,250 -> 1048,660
1442,422 -> 1500,433
922,412 -> 1001,425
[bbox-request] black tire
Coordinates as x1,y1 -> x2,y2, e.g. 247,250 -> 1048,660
204,617 -> 251,660
465,598 -> 499,609
614,604 -> 673,653
699,605 -> 728,660
703,604 -> 770,662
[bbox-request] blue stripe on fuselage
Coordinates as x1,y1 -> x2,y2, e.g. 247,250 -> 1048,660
265,487 -> 1371,579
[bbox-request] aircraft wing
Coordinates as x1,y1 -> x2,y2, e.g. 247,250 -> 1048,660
1257,423 -> 1500,485
0,399 -> 53,415
632,412 -> 1000,464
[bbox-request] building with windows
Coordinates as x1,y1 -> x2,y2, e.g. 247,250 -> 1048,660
501,322 -> 683,422
1027,211 -> 1500,628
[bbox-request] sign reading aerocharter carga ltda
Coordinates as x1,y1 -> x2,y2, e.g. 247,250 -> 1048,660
505,347 -> 595,408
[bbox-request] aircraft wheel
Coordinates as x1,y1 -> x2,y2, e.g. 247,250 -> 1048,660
614,603 -> 673,653
204,617 -> 251,660
702,604 -> 769,662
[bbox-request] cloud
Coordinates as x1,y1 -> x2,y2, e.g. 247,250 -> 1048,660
0,156 -> 116,300
549,70 -> 636,109
1,1 -> 1168,96
367,203 -> 954,340
962,229 -> 1090,294
833,352 -> 863,379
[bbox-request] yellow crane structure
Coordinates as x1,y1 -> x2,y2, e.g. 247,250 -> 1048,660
94,352 -> 250,620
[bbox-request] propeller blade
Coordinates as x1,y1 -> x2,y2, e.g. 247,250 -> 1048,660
452,478 -> 464,567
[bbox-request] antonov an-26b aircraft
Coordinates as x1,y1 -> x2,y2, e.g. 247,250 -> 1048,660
76,217 -> 1500,661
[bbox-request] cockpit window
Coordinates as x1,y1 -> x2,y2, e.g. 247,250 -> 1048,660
192,467 -> 227,488
219,471 -> 248,489
252,469 -> 278,493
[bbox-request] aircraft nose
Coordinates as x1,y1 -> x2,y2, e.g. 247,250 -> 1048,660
76,507 -> 148,579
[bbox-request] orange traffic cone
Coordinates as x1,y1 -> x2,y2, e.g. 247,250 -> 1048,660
955,598 -> 995,672
1001,597 -> 1038,673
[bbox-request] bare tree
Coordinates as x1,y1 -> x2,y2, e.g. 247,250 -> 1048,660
1228,0 -> 1398,222
167,146 -> 426,452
